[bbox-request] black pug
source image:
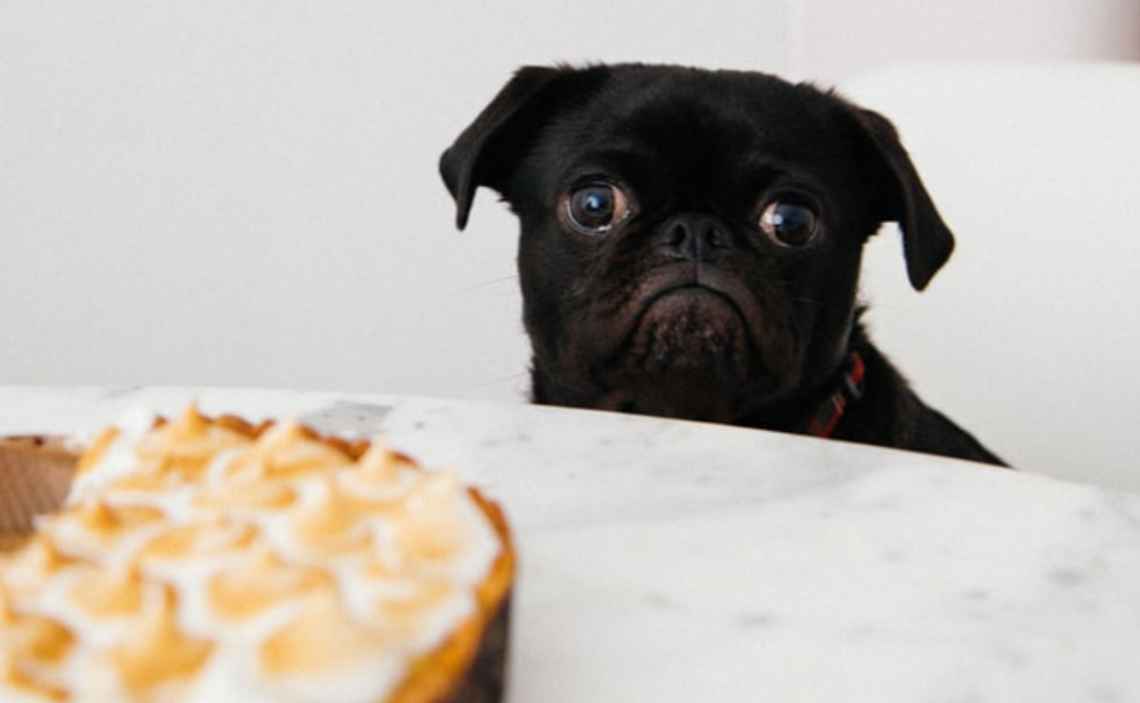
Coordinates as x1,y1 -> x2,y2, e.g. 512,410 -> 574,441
440,64 -> 1005,466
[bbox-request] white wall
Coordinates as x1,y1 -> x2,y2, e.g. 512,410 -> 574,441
3,0 -> 1137,410
790,0 -> 1140,84
0,0 -> 790,399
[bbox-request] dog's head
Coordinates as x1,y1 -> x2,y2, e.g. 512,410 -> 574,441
440,64 -> 953,423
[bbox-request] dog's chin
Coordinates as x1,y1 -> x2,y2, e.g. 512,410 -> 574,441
597,288 -> 761,422
626,287 -> 750,372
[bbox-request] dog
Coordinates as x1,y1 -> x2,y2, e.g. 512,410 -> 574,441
439,63 -> 1005,466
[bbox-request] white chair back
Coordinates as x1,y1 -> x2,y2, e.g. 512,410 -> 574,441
844,62 -> 1140,491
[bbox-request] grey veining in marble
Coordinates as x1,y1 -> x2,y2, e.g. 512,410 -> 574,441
2,386 -> 1139,702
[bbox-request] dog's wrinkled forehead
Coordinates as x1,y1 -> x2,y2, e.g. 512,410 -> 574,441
535,69 -> 852,195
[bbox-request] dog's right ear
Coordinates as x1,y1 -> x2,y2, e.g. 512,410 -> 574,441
439,65 -> 597,230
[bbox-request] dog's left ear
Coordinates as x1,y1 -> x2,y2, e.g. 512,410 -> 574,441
439,65 -> 606,230
846,104 -> 955,291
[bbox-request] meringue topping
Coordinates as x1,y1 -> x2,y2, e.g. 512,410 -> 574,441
0,406 -> 505,703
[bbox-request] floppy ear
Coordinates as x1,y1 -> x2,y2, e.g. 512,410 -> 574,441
439,65 -> 598,230
849,105 -> 955,291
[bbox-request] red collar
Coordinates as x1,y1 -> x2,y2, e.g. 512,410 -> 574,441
805,352 -> 866,438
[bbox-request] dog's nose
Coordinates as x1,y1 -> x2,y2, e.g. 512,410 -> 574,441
656,213 -> 734,262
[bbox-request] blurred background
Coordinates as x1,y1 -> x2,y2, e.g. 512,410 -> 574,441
3,1 -> 1139,485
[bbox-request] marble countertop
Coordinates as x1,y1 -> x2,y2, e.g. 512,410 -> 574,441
3,386 -> 1139,702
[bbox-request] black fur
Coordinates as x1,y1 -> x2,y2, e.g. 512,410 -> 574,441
441,63 -> 1005,467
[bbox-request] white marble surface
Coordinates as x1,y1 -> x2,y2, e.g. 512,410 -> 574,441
3,386 -> 1140,702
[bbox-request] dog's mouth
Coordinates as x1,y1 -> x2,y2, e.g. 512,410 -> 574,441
629,284 -> 749,365
637,283 -> 740,323
594,280 -> 756,422
581,264 -> 794,422
603,265 -> 766,358
591,264 -> 772,384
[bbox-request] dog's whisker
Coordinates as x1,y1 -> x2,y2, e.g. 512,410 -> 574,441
455,275 -> 518,293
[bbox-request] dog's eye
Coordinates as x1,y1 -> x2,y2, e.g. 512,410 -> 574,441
566,183 -> 630,234
759,201 -> 818,246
